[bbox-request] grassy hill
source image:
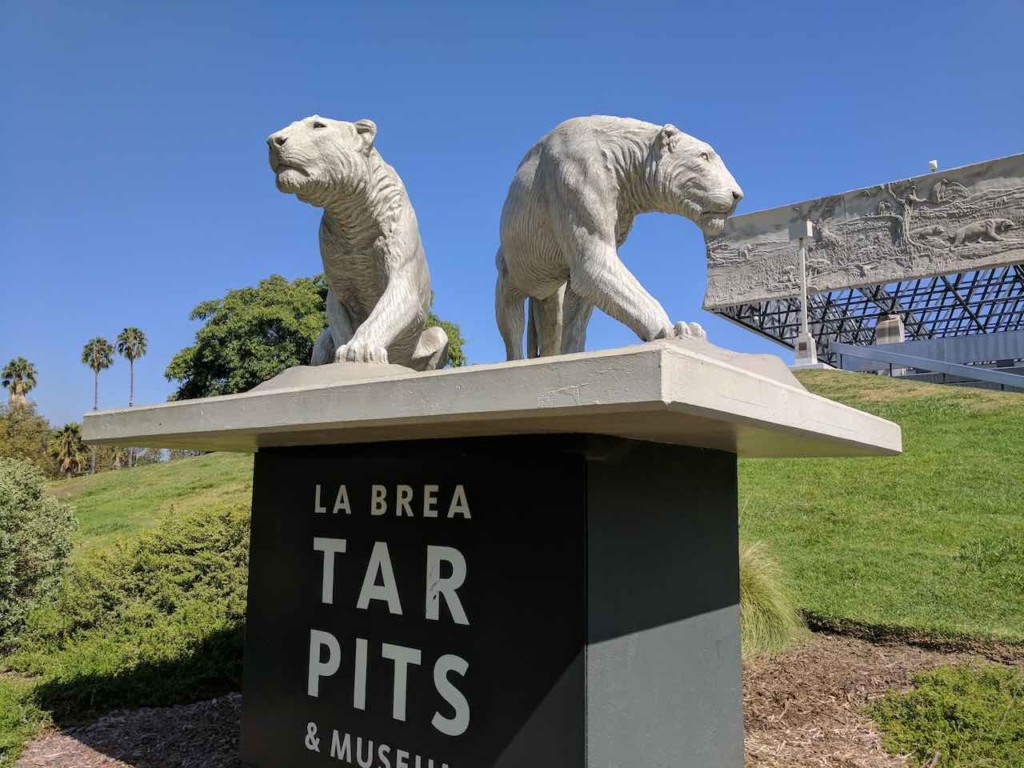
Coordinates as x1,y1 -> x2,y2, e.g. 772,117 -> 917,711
743,370 -> 1024,643
50,452 -> 253,560
50,370 -> 1024,641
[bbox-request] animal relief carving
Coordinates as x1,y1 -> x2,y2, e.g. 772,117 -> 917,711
949,218 -> 1016,246
705,153 -> 1024,309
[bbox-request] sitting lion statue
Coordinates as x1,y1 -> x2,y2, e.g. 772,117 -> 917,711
494,115 -> 743,359
268,115 -> 448,369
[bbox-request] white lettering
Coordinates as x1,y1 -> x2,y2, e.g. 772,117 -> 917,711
432,654 -> 470,736
425,546 -> 469,625
423,485 -> 439,518
396,485 -> 414,517
382,643 -> 423,722
331,730 -> 351,760
357,542 -> 403,615
447,485 -> 471,519
354,637 -> 368,710
313,537 -> 347,605
356,737 -> 374,768
378,743 -> 392,768
314,484 -> 327,514
396,749 -> 410,768
307,629 -> 341,697
371,484 -> 388,516
334,485 -> 351,515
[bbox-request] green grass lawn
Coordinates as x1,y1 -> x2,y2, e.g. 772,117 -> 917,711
741,371 -> 1024,643
49,452 -> 252,559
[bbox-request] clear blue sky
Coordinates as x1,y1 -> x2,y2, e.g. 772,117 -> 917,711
2,0 -> 1021,425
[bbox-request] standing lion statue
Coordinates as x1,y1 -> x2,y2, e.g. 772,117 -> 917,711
494,115 -> 743,359
268,115 -> 448,370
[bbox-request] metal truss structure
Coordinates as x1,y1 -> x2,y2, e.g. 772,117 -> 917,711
713,265 -> 1024,366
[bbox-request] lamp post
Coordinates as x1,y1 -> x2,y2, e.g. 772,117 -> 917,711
789,219 -> 818,367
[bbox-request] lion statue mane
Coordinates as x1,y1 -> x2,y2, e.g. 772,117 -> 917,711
494,115 -> 743,359
268,115 -> 448,370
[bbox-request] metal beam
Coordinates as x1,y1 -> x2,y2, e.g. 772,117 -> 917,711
940,275 -> 986,333
830,342 -> 1024,391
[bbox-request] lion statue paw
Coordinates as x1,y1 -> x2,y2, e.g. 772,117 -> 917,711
672,321 -> 708,342
335,341 -> 390,364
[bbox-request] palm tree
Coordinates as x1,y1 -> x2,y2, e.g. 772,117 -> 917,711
115,327 -> 148,408
51,423 -> 87,477
81,337 -> 114,411
1,357 -> 38,408
82,337 -> 113,475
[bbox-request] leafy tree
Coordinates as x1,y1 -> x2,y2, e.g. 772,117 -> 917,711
81,337 -> 114,411
166,274 -> 469,400
168,449 -> 205,461
0,405 -> 56,478
115,327 -> 148,408
165,275 -> 333,399
133,447 -> 166,466
1,357 -> 38,409
427,313 -> 467,367
51,423 -> 87,478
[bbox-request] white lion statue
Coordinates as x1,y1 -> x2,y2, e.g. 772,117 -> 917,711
268,115 -> 448,369
494,115 -> 743,359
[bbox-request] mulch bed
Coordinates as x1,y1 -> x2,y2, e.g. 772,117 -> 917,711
15,695 -> 242,768
15,633 -> 1020,767
744,633 -> 973,767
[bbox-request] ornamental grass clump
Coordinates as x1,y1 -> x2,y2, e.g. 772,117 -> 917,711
739,540 -> 804,658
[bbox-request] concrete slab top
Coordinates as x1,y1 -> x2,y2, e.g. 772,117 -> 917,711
82,340 -> 901,458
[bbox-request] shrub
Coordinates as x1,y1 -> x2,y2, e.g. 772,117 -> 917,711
0,458 -> 76,647
9,503 -> 250,723
0,679 -> 44,768
0,406 -> 57,478
870,663 -> 1024,766
739,540 -> 803,658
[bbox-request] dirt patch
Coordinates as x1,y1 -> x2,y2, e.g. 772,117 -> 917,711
15,633 -> 1018,767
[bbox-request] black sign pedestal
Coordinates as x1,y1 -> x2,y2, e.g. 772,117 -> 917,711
82,343 -> 900,768
241,435 -> 741,768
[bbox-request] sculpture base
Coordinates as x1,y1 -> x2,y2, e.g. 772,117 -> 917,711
81,342 -> 901,768
240,435 -> 742,768
82,341 -> 901,458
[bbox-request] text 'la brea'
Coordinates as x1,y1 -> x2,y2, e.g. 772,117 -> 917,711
315,483 -> 471,519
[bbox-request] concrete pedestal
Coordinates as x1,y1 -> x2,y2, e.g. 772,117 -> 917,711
243,437 -> 740,767
83,341 -> 901,768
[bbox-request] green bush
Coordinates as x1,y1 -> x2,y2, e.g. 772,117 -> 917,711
739,540 -> 803,658
8,503 -> 249,724
0,679 -> 43,768
0,405 -> 57,478
870,663 -> 1024,766
0,458 -> 76,647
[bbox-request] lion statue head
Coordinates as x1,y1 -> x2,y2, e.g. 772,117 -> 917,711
267,115 -> 377,206
645,124 -> 743,236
